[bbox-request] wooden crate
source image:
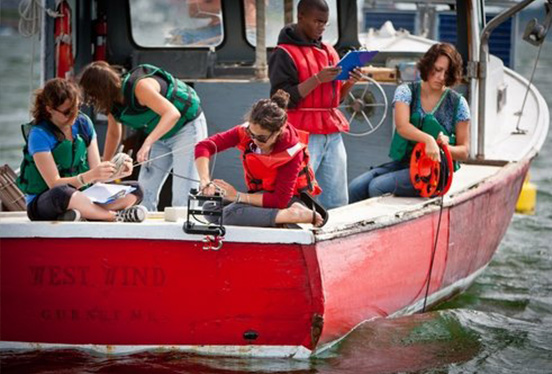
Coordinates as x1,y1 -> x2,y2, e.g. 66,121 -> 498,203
0,165 -> 26,211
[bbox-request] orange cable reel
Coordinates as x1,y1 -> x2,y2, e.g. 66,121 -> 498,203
410,141 -> 453,198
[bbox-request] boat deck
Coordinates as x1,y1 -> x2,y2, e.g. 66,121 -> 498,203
316,162 -> 502,233
0,163 -> 502,244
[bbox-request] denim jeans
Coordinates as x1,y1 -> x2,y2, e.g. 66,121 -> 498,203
348,160 -> 418,203
138,112 -> 208,211
308,133 -> 348,209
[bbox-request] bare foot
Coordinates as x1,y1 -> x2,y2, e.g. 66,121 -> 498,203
276,202 -> 323,227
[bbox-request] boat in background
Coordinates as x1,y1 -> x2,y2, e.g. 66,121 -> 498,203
0,0 -> 549,358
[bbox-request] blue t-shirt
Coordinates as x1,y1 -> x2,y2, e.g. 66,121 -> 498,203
25,113 -> 96,204
393,83 -> 471,131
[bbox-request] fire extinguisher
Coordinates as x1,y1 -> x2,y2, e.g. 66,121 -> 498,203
93,11 -> 107,61
54,0 -> 74,78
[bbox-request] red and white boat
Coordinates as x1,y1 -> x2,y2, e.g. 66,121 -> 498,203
0,0 -> 549,358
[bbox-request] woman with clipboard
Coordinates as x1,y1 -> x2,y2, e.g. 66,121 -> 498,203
17,78 -> 147,222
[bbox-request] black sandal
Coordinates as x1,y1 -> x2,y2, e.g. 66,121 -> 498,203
299,191 -> 329,228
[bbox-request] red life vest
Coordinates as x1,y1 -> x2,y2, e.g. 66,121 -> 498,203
236,125 -> 321,196
276,43 -> 349,134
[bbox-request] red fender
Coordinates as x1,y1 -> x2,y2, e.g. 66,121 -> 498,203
54,0 -> 74,78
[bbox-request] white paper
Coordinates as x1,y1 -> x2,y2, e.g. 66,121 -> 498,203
82,183 -> 135,204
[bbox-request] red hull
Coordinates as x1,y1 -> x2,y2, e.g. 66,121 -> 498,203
0,159 -> 528,356
317,159 -> 528,346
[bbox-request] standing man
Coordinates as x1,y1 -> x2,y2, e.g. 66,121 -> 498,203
269,0 -> 361,209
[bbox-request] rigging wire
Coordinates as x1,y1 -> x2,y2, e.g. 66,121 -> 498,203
515,19 -> 551,133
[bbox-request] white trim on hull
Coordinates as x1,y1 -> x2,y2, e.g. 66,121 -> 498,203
0,218 -> 314,245
0,341 -> 312,359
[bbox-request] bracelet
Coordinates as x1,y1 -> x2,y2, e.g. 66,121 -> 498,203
77,174 -> 86,186
235,192 -> 241,203
314,74 -> 322,84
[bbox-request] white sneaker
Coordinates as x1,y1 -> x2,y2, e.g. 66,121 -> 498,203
115,205 -> 148,223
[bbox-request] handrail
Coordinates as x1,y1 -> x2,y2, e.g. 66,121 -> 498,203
476,0 -> 537,159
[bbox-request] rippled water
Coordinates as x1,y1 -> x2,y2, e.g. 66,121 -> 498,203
1,18 -> 552,374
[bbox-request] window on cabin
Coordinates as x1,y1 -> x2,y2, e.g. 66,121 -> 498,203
244,0 -> 339,47
129,0 -> 223,47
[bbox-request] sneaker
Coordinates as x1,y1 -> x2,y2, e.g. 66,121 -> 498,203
115,205 -> 148,223
57,209 -> 82,221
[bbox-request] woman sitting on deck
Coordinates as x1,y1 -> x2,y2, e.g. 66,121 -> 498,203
195,90 -> 325,227
16,78 -> 146,222
349,42 -> 471,203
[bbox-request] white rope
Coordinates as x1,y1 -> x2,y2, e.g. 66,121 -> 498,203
131,138 -> 218,184
18,0 -> 60,38
18,0 -> 61,118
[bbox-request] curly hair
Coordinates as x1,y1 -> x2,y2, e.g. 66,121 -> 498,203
79,61 -> 123,114
246,89 -> 290,132
417,43 -> 463,87
31,78 -> 81,124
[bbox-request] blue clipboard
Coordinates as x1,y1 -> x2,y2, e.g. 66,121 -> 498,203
335,50 -> 378,80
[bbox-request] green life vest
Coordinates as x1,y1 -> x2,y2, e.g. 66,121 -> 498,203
16,117 -> 91,195
388,82 -> 461,171
111,64 -> 202,140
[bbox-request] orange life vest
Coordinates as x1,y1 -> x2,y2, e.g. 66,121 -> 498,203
276,43 -> 349,134
236,125 -> 321,196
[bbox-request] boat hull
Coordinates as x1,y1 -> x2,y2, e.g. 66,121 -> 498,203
316,157 -> 529,349
0,240 -> 322,357
0,158 -> 529,357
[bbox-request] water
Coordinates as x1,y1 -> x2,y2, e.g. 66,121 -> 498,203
1,23 -> 552,374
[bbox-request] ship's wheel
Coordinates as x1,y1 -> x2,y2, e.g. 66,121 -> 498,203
339,74 -> 388,137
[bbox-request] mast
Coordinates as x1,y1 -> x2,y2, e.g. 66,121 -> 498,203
254,0 -> 267,79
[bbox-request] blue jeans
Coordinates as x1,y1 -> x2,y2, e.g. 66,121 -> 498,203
138,113 -> 208,211
308,133 -> 348,210
348,160 -> 418,203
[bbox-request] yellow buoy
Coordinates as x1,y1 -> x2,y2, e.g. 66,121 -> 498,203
516,174 -> 537,215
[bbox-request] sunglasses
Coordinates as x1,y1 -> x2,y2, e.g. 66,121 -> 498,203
246,126 -> 275,144
53,104 -> 78,117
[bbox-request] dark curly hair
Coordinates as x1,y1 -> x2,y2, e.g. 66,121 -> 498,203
31,78 -> 80,124
417,43 -> 463,87
246,89 -> 290,132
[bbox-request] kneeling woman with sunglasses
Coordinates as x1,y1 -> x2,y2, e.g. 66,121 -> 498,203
195,90 -> 324,227
17,78 -> 146,222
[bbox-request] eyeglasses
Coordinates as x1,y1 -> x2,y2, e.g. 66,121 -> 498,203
246,126 -> 275,144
